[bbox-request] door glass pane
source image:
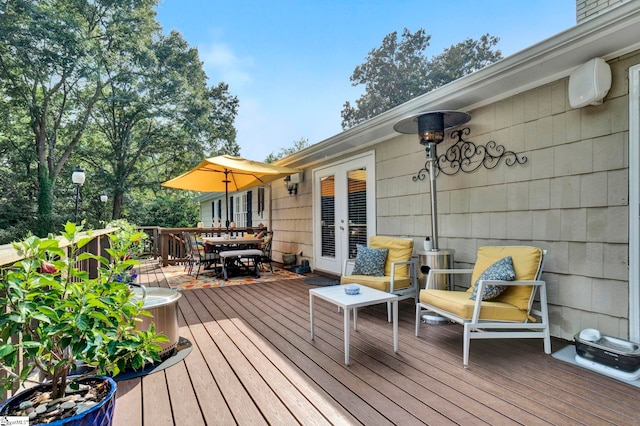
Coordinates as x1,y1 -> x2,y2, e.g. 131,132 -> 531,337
347,168 -> 367,259
320,175 -> 335,257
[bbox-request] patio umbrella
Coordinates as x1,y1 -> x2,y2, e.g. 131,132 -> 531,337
161,155 -> 301,228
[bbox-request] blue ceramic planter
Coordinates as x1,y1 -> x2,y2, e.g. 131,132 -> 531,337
0,376 -> 117,426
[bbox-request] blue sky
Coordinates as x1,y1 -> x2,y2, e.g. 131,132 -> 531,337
155,0 -> 576,161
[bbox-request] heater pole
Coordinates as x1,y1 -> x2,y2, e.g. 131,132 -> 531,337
426,142 -> 438,250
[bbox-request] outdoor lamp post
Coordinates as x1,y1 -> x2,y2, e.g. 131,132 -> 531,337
100,192 -> 108,224
71,167 -> 86,223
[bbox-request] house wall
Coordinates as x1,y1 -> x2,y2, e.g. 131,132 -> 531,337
198,186 -> 271,229
576,0 -> 627,23
199,201 -> 214,226
270,172 -> 314,265
272,50 -> 639,342
379,50 -> 637,341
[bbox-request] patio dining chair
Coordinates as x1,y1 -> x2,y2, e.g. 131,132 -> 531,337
184,232 -> 218,278
182,231 -> 194,273
340,236 -> 417,322
258,232 -> 273,273
415,246 -> 550,367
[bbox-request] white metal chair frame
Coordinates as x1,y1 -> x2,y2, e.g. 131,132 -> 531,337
342,251 -> 418,322
415,249 -> 550,367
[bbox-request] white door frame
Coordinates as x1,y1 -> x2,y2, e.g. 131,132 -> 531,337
312,151 -> 376,275
629,64 -> 640,342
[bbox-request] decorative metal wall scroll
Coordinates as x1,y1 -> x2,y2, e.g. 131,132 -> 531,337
412,127 -> 528,181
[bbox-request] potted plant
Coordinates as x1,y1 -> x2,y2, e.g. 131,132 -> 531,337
0,222 -> 166,425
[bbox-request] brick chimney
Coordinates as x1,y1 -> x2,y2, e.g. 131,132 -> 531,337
576,0 -> 628,23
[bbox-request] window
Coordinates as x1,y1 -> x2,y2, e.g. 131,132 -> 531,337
347,168 -> 367,259
234,193 -> 248,227
320,175 -> 335,257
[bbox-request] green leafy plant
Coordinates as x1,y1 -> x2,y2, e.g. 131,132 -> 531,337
0,222 -> 166,400
106,219 -> 149,258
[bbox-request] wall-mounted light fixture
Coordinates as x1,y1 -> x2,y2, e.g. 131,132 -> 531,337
284,175 -> 297,195
284,173 -> 301,196
394,111 -> 470,250
71,166 -> 86,223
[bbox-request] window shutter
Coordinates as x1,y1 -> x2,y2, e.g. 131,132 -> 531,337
258,187 -> 265,216
247,191 -> 253,227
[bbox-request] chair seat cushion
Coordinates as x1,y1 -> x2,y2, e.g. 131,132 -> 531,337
469,246 -> 543,310
369,236 -> 413,277
340,275 -> 412,292
421,289 -> 529,322
219,249 -> 263,258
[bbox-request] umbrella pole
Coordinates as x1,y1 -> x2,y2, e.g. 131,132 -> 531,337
224,171 -> 230,230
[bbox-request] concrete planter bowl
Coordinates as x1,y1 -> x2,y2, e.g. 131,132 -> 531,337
282,253 -> 296,267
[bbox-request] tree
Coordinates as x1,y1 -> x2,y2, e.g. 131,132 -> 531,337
264,137 -> 310,163
0,92 -> 37,242
0,0 -> 159,235
208,83 -> 240,156
127,192 -> 199,227
426,34 -> 502,90
341,28 -> 502,129
84,31 -> 234,219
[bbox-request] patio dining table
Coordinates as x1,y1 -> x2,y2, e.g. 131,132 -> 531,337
201,236 -> 264,278
201,236 -> 262,249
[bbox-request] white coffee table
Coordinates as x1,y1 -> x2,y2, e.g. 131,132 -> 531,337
309,284 -> 399,365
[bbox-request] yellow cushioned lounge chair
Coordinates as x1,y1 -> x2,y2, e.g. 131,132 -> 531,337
341,236 -> 417,322
415,246 -> 550,367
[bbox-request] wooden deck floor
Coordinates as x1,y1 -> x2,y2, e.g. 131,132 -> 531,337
114,262 -> 640,425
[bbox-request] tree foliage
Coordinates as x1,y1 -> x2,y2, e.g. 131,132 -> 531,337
341,29 -> 502,129
0,0 -> 161,235
264,137 -> 310,163
127,192 -> 199,228
0,0 -> 239,243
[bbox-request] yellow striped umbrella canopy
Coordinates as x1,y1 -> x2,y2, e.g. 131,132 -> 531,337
161,155 -> 301,226
161,155 -> 300,192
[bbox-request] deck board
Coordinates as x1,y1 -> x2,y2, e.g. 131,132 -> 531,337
141,370 -> 173,426
113,379 -> 142,425
114,263 -> 640,425
197,290 -> 341,426
177,325 -> 236,424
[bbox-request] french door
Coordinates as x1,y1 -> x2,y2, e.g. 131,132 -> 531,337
313,152 -> 376,274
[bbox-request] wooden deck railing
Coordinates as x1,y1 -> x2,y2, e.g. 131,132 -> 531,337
0,228 -> 118,273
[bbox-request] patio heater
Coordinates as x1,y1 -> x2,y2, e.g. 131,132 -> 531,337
394,110 -> 470,249
394,111 -> 469,322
